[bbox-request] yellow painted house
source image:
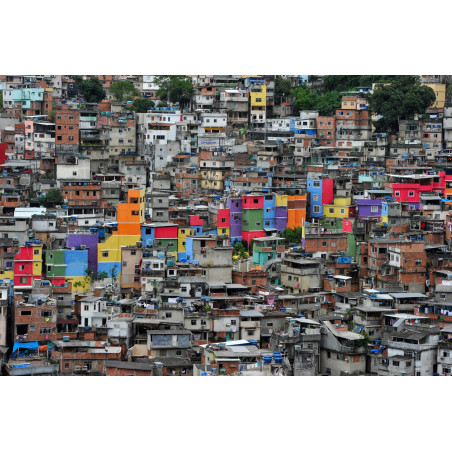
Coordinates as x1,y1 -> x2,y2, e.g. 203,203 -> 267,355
178,226 -> 194,253
323,197 -> 353,219
275,194 -> 288,206
98,188 -> 145,279
426,84 -> 446,109
250,84 -> 267,107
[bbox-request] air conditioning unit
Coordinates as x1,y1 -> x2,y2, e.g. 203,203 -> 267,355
226,323 -> 231,327
74,365 -> 81,371
82,365 -> 88,371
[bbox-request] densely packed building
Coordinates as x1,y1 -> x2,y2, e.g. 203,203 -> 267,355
2,74 -> 452,376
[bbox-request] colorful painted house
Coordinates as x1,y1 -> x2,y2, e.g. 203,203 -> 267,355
391,183 -> 421,207
252,237 -> 285,266
307,178 -> 334,217
141,223 -> 178,257
242,194 -> 265,245
227,198 -> 242,243
45,248 -> 90,292
13,242 -> 42,289
178,225 -> 195,253
217,208 -> 230,237
66,233 -> 99,277
287,194 -> 307,229
263,194 -> 276,230
98,188 -> 145,279
275,194 -> 288,232
356,199 -> 382,219
190,215 -> 204,235
323,197 -> 356,219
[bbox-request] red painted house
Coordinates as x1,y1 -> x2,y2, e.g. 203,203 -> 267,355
218,209 -> 230,228
14,244 -> 43,289
391,183 -> 421,203
242,195 -> 264,210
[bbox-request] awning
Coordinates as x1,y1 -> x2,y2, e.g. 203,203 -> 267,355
12,341 -> 39,355
333,275 -> 352,280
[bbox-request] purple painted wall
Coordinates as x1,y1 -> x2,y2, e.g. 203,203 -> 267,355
227,198 -> 242,213
66,234 -> 99,276
275,217 -> 287,231
275,206 -> 288,218
356,199 -> 382,218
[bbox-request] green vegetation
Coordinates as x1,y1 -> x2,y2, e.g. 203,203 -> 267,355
233,242 -> 249,261
291,85 -> 342,116
274,76 -> 292,100
155,76 -> 194,110
97,271 -> 108,281
281,227 -> 303,246
322,75 -> 398,93
369,76 -> 436,134
282,227 -> 303,245
109,80 -> 140,102
126,97 -> 155,113
110,265 -> 118,282
72,76 -> 106,103
40,189 -> 63,206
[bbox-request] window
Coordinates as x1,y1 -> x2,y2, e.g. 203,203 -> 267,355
371,206 -> 379,213
322,241 -> 327,247
340,208 -> 345,214
313,180 -> 320,187
131,250 -> 136,256
41,310 -> 53,318
392,360 -> 400,367
313,205 -> 321,213
313,194 -> 319,202
230,320 -> 237,325
102,251 -> 109,257
165,312 -> 172,318
34,249 -> 40,255
84,305 -> 89,311
408,191 -> 415,197
329,208 -> 334,214
40,327 -> 52,334
20,310 -> 32,316
395,191 -> 400,197
191,319 -> 197,326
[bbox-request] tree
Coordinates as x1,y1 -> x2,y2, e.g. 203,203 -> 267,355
109,80 -> 140,102
291,85 -> 319,111
41,188 -> 63,206
97,271 -> 108,281
84,268 -> 94,287
322,75 -> 399,93
110,265 -> 118,281
291,86 -> 342,116
154,75 -> 194,110
369,76 -> 436,133
274,76 -> 292,100
127,97 -> 155,113
72,76 -> 106,103
281,227 -> 303,245
0,91 -> 3,110
315,90 -> 342,116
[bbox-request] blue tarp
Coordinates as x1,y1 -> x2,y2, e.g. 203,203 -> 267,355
338,256 -> 352,264
12,341 -> 39,356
